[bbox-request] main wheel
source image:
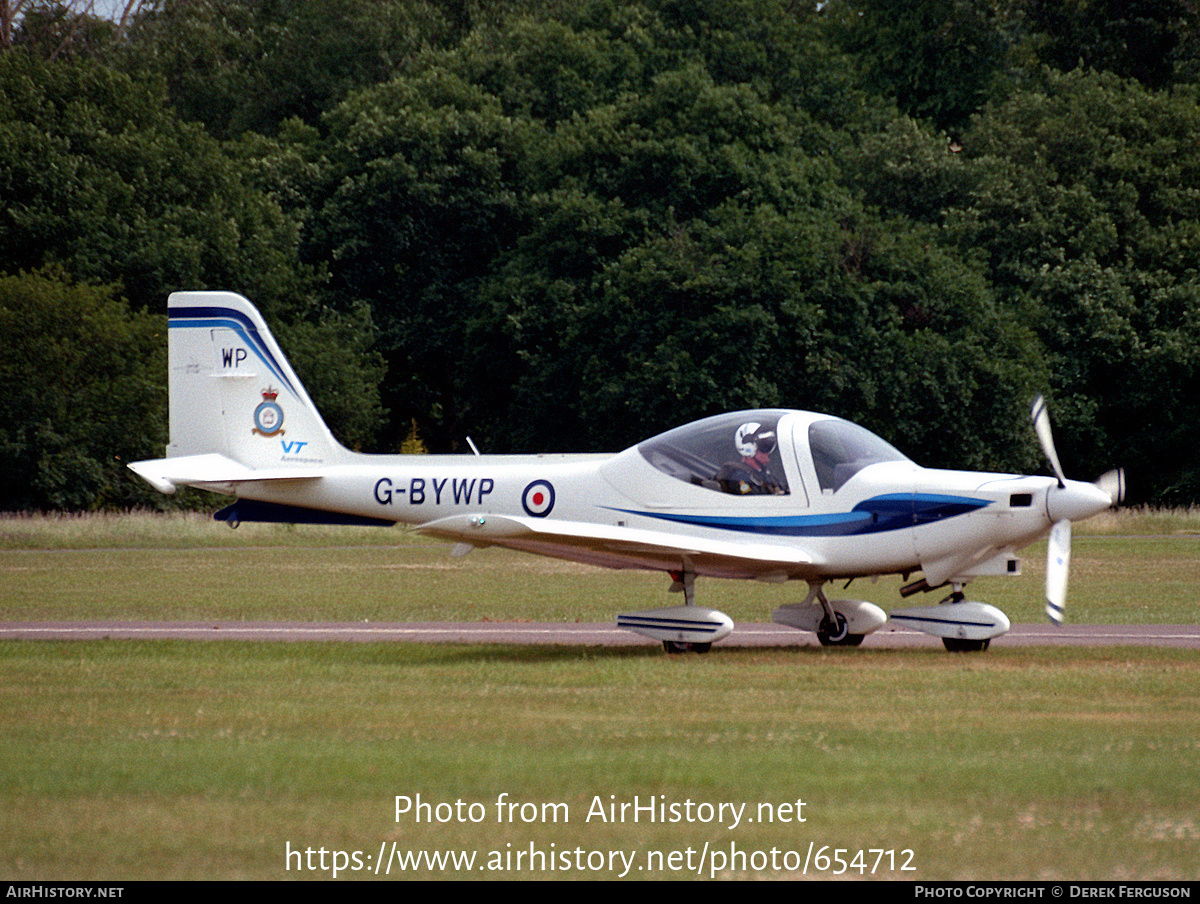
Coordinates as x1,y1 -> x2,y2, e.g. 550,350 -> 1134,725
663,640 -> 712,654
817,612 -> 859,646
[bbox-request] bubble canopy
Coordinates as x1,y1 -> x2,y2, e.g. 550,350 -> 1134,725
636,409 -> 911,496
806,417 -> 910,492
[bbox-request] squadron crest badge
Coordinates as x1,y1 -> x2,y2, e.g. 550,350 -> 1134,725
252,387 -> 285,436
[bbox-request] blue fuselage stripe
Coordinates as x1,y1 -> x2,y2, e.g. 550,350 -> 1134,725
607,494 -> 990,538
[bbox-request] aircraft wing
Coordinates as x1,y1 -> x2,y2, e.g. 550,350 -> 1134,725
127,454 -> 324,494
412,512 -> 820,580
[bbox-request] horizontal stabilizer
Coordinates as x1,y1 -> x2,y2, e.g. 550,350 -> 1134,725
128,454 -> 324,494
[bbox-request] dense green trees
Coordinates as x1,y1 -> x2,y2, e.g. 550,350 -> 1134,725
0,51 -> 309,308
117,0 -> 462,138
300,2 -> 1046,467
0,270 -> 166,510
3,0 -> 1199,508
953,70 -> 1200,499
0,41 -> 386,508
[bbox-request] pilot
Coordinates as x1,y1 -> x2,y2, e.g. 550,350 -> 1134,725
717,422 -> 786,495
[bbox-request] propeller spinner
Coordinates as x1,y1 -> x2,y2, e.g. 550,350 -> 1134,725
1029,396 -> 1125,624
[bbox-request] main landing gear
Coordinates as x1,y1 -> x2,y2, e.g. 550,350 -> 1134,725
663,640 -> 712,654
772,583 -> 887,647
816,611 -> 865,647
615,566 -> 734,654
662,569 -> 714,654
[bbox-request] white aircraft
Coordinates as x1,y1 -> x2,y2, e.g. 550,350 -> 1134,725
130,292 -> 1124,653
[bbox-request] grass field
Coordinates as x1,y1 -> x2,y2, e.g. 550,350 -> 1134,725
0,510 -> 1198,880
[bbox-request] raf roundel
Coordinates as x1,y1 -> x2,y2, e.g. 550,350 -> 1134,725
521,480 -> 555,517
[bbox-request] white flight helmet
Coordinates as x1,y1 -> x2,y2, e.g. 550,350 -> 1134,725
735,422 -> 776,458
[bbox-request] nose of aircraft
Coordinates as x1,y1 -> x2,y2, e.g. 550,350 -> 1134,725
1046,479 -> 1116,524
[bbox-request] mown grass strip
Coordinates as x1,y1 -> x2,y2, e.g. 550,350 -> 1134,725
1,641 -> 1197,879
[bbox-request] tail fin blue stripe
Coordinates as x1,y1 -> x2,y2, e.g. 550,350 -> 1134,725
169,305 -> 298,397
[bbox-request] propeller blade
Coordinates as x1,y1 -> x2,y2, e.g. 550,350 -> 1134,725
1095,468 -> 1125,507
1031,395 -> 1066,488
1045,520 -> 1072,624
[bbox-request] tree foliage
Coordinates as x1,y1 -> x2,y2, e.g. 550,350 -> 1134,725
954,70 -> 1200,499
1017,0 -> 1200,90
0,50 -> 309,310
0,47 -> 386,506
2,0 -> 1200,507
0,270 -> 166,510
117,0 -> 461,139
827,0 -> 1013,136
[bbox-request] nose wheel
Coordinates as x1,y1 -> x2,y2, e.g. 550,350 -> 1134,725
943,637 -> 990,652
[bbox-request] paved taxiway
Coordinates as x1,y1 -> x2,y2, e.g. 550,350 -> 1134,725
2,621 -> 1198,648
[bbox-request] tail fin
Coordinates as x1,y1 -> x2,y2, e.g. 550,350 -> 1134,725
165,291 -> 346,469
